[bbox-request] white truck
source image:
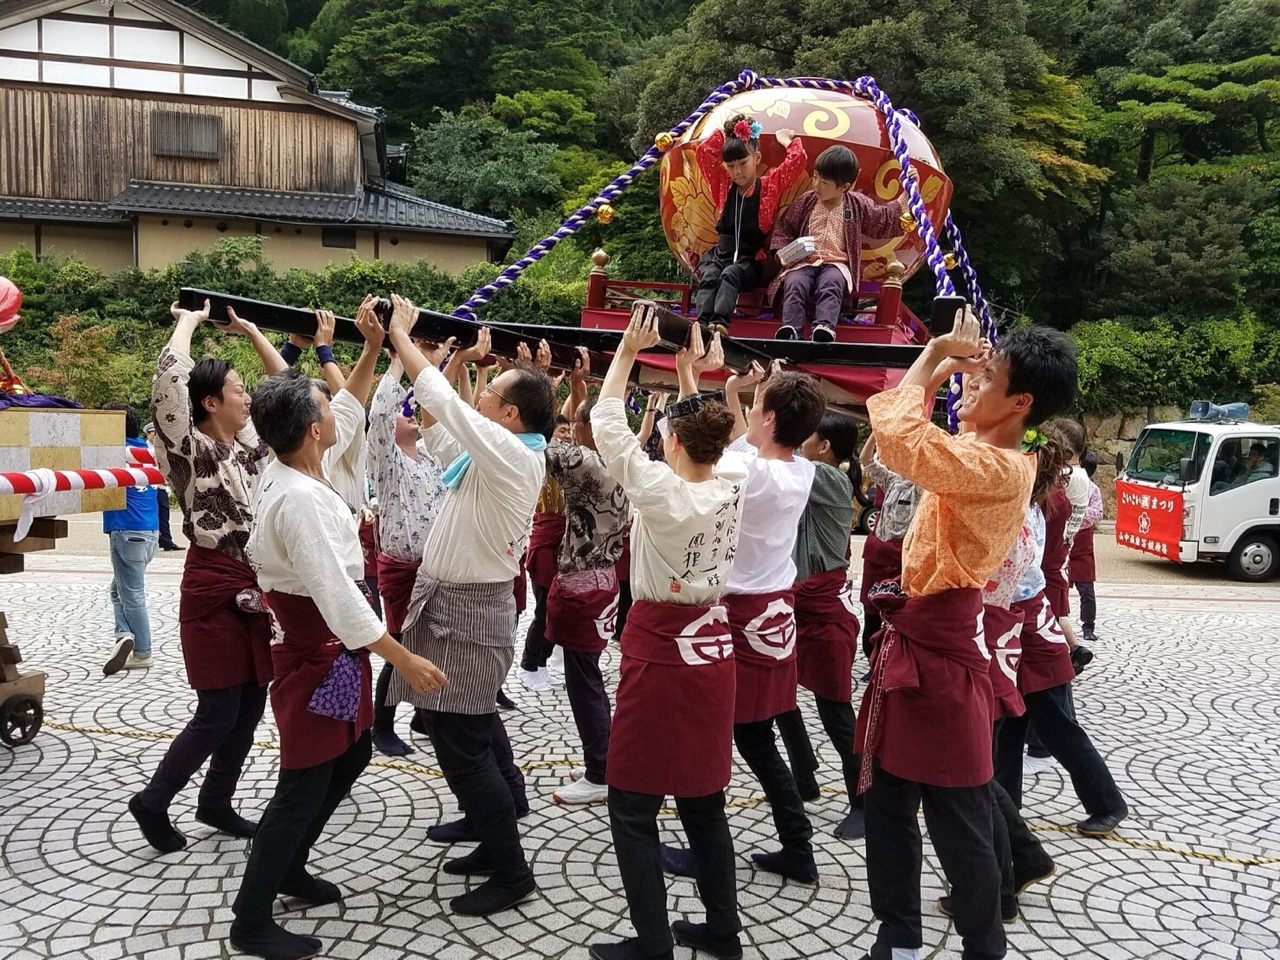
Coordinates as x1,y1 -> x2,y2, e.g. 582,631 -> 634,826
1118,403 -> 1280,582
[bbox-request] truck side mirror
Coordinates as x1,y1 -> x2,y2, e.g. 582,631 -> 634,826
1179,457 -> 1195,483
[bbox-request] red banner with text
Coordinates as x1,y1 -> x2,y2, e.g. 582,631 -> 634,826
1114,480 -> 1183,562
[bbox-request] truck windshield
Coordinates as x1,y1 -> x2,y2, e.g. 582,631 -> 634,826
1127,429 -> 1212,483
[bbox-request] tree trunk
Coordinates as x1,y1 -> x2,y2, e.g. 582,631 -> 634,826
1257,110 -> 1271,153
1137,128 -> 1155,183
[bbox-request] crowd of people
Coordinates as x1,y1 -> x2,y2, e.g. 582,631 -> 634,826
103,111 -> 1128,960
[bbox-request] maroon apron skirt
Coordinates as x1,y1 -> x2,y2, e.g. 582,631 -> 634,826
793,568 -> 859,702
1042,488 -> 1072,617
982,604 -> 1026,719
855,586 -> 993,788
1069,525 -> 1097,584
376,553 -> 420,636
726,589 -> 798,724
860,532 -> 904,607
607,599 -> 735,797
264,590 -> 374,770
526,512 -> 567,590
546,567 -> 620,654
178,545 -> 273,691
1011,592 -> 1076,695
358,518 -> 379,581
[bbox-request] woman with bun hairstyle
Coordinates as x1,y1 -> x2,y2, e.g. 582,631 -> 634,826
587,302 -> 748,960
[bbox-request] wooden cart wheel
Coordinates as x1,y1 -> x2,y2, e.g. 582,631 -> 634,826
0,694 -> 43,747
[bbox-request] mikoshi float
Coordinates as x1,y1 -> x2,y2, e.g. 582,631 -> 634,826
179,71 -> 998,425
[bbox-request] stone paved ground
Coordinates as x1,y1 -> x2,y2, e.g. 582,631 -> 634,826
2,553 -> 1278,960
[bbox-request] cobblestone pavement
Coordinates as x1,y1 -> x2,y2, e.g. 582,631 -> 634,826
2,554 -> 1278,960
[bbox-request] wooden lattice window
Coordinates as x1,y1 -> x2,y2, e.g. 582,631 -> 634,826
152,112 -> 222,160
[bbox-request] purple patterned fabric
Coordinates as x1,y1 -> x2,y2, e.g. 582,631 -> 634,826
307,650 -> 364,722
0,393 -> 82,409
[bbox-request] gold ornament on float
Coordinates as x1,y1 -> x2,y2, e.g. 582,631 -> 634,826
655,132 -> 675,152
899,211 -> 918,233
944,252 -> 958,270
595,204 -> 616,224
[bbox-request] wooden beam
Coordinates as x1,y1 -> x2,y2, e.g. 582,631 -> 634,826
0,536 -> 57,555
0,555 -> 25,575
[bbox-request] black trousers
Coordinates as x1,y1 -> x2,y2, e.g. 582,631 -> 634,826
734,719 -> 814,858
520,583 -> 552,672
776,697 -> 864,807
862,608 -> 882,660
1075,581 -> 1096,633
994,683 -> 1124,815
865,762 -> 1005,960
695,250 -> 763,322
608,787 -> 740,955
232,732 -> 372,927
563,649 -> 611,783
138,680 -> 268,812
156,489 -> 176,548
423,710 -> 532,886
614,576 -> 634,642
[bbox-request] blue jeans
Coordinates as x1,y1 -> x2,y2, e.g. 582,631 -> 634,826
109,529 -> 157,655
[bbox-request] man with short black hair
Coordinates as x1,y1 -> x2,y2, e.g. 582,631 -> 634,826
855,310 -> 1079,960
129,298 -> 287,855
385,295 -> 552,917
232,363 -> 445,960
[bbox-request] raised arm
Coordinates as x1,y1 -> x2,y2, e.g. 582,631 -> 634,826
309,309 -> 346,395
723,361 -> 765,443
695,127 -> 729,208
562,347 -> 590,419
224,307 -> 287,376
593,303 -> 682,510
341,296 -> 384,406
387,298 -> 529,476
673,323 -> 724,399
164,298 -> 208,358
637,391 -> 667,447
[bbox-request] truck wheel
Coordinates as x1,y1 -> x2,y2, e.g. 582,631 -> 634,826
1228,534 -> 1279,582
858,506 -> 880,536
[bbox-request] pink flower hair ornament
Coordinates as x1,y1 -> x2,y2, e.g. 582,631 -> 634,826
733,119 -> 762,142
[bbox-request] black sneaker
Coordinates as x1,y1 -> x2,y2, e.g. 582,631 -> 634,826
496,688 -> 517,711
671,920 -> 743,960
589,938 -> 673,960
228,920 -> 322,960
812,323 -> 837,343
1014,855 -> 1055,895
775,324 -> 799,341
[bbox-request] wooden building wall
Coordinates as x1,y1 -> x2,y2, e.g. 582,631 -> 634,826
0,83 -> 361,200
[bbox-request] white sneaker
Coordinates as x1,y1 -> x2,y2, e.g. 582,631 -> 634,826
520,667 -> 553,692
547,647 -> 565,686
546,667 -> 565,687
553,776 -> 608,805
124,653 -> 152,670
1024,754 -> 1055,776
103,635 -> 134,676
568,766 -> 586,783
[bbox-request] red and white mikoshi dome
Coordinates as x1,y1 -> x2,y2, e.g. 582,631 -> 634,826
658,86 -> 952,292
0,276 -> 21,334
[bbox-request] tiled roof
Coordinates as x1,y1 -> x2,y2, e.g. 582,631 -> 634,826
106,181 -> 513,238
317,90 -> 382,119
0,197 -> 122,223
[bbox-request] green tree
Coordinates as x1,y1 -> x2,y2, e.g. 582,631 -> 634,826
408,110 -> 562,217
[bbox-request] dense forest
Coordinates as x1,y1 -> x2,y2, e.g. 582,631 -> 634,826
5,0 -> 1279,414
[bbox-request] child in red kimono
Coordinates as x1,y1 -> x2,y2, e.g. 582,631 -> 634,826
694,112 -> 806,332
856,307 -> 1078,960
